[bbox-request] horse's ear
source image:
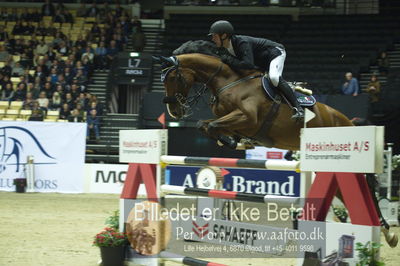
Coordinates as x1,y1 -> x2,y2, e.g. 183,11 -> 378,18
157,56 -> 178,69
152,56 -> 161,62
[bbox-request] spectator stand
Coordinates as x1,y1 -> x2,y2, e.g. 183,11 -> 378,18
0,1 -> 137,163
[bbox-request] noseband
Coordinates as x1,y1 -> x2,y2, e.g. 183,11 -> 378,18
161,57 -> 223,117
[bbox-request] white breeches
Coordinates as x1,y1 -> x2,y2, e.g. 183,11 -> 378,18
268,47 -> 286,87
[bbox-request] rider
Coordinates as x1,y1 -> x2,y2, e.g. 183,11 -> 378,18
208,20 -> 304,120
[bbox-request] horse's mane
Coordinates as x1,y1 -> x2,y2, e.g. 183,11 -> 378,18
172,40 -> 251,74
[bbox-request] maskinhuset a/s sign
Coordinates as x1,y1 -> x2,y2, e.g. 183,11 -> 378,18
300,126 -> 384,173
119,129 -> 168,164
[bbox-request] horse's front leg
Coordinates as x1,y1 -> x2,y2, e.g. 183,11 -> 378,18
206,108 -> 258,149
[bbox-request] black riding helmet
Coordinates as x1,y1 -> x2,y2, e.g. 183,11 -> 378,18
208,20 -> 234,37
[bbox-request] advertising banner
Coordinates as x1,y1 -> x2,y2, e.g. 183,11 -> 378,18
119,129 -> 168,164
0,121 -> 86,193
246,146 -> 289,160
166,166 -> 300,197
84,163 -> 148,194
300,126 -> 384,173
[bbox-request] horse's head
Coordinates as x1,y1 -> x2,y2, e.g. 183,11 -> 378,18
155,55 -> 196,119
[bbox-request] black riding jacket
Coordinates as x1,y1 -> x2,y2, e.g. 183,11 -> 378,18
227,35 -> 284,71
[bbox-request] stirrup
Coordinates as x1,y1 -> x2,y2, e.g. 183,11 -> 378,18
291,107 -> 304,120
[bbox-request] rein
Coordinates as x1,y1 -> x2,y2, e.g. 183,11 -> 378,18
216,74 -> 263,96
161,57 -> 262,117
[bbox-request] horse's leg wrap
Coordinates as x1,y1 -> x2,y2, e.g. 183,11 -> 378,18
217,135 -> 237,149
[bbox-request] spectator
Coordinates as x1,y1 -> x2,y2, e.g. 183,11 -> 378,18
106,40 -> 119,67
12,62 -> 25,77
70,84 -> 80,99
64,92 -> 75,109
23,92 -> 35,109
81,47 -> 94,63
87,109 -> 100,141
341,72 -> 359,96
37,91 -> 49,110
41,82 -> 53,98
1,61 -> 12,77
0,25 -> 8,41
35,22 -> 47,36
0,45 -> 10,62
50,91 -> 62,110
377,52 -> 389,75
365,75 -> 381,103
76,3 -> 87,17
59,103 -> 70,120
75,69 -> 88,87
86,2 -> 99,17
94,41 -> 107,69
69,106 -> 84,122
58,41 -> 69,56
76,93 -> 86,107
34,40 -> 49,56
14,83 -> 27,101
29,101 -> 44,121
28,82 -> 40,99
64,67 -> 73,84
47,46 -> 58,61
132,26 -> 146,52
41,0 -> 55,17
131,16 -> 142,33
49,68 -> 58,84
1,83 -> 14,101
12,20 -> 24,35
54,9 -> 66,24
22,69 -> 34,83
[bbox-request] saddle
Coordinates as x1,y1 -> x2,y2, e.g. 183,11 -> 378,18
261,76 -> 316,107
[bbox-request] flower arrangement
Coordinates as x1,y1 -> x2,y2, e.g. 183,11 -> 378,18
93,210 -> 128,248
93,227 -> 128,247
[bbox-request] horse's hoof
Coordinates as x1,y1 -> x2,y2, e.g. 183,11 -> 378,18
218,135 -> 237,149
382,227 -> 398,248
196,121 -> 206,130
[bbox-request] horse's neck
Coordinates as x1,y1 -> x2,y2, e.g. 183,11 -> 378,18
180,54 -> 237,94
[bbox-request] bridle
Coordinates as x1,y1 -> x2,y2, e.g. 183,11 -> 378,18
161,56 -> 223,117
160,56 -> 261,117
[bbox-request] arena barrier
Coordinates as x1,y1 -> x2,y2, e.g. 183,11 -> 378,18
160,155 -> 300,171
160,184 -> 300,204
119,128 -> 385,266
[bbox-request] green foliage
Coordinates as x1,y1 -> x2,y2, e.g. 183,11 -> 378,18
392,154 -> 400,171
356,241 -> 384,266
93,227 -> 128,247
105,210 -> 120,231
332,205 -> 348,222
93,210 -> 128,247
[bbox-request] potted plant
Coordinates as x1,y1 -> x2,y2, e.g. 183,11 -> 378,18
355,241 -> 384,266
13,178 -> 27,193
93,211 -> 128,266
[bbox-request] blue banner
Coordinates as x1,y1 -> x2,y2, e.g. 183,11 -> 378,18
165,166 -> 300,197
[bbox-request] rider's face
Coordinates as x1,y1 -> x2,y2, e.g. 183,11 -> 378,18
211,34 -> 222,47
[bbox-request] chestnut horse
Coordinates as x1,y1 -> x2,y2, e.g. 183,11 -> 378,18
155,40 -> 397,247
158,47 -> 352,150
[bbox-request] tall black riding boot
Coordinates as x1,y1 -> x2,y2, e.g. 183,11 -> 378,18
278,78 -> 304,120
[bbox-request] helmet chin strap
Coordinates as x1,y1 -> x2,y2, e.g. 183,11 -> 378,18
217,34 -> 229,48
